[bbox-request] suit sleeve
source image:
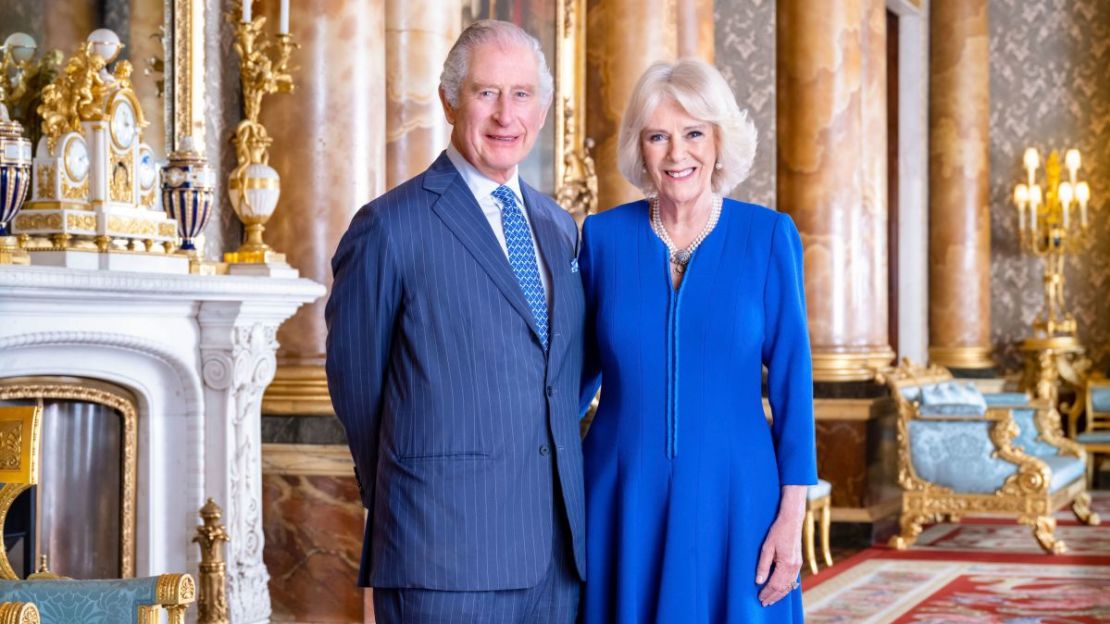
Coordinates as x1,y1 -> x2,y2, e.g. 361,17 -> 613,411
578,216 -> 602,418
325,206 -> 403,512
761,213 -> 818,486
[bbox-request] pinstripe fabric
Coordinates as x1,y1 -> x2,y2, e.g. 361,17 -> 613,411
372,480 -> 580,624
325,152 -> 586,593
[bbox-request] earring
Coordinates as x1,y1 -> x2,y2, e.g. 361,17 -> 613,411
642,166 -> 648,173
714,162 -> 723,171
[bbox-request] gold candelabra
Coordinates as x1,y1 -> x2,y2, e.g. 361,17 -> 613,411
1011,147 -> 1092,338
224,0 -> 297,265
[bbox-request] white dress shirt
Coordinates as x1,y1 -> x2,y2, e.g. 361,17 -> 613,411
445,143 -> 552,304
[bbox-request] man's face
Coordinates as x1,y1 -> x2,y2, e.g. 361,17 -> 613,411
441,41 -> 550,184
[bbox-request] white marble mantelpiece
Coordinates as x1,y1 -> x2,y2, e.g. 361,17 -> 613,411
0,265 -> 325,624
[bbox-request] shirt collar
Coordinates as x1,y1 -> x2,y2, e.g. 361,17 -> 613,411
446,142 -> 524,206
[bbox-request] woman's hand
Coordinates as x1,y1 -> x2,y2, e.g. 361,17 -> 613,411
755,485 -> 807,607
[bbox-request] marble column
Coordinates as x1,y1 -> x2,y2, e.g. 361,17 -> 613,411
585,0 -> 677,211
385,0 -> 459,190
259,0 -> 386,415
777,0 -> 894,381
676,0 -> 714,62
927,0 -> 993,369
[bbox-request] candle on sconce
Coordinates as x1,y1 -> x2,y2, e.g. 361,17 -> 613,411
1059,181 -> 1073,229
279,0 -> 289,33
1014,184 -> 1028,232
1023,147 -> 1039,179
1030,184 -> 1042,239
1076,181 -> 1090,228
242,0 -> 252,22
1064,149 -> 1080,178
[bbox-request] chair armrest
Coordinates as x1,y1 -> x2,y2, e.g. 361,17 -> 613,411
905,408 -> 1050,495
0,602 -> 38,624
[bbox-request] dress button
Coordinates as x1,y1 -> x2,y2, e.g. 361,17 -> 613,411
546,386 -> 554,397
539,445 -> 550,456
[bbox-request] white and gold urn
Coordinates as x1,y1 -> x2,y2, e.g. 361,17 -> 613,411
225,161 -> 282,264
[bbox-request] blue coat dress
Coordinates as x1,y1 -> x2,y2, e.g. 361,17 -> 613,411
578,198 -> 818,623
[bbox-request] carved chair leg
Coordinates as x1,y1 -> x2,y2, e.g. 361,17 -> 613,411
889,512 -> 925,550
1072,492 -> 1102,526
820,503 -> 833,567
803,508 -> 818,574
1029,515 -> 1068,554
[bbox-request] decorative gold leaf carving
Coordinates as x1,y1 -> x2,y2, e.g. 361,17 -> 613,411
0,422 -> 23,471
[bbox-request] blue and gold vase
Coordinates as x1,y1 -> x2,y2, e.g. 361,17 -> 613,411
161,139 -> 215,253
0,116 -> 32,264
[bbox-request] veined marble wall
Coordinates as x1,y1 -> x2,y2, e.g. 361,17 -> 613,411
988,0 -> 1110,371
714,0 -> 776,208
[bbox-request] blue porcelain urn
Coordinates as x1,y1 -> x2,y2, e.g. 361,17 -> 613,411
161,138 -> 216,253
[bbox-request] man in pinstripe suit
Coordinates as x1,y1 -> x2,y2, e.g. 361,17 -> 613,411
325,20 -> 585,623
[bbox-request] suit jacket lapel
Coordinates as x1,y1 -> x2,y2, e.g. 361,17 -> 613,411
425,153 -> 543,345
521,181 -> 569,363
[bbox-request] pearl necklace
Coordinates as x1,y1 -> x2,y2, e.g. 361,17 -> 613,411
650,194 -> 723,274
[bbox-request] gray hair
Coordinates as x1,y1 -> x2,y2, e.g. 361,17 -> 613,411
440,20 -> 554,108
618,59 -> 758,196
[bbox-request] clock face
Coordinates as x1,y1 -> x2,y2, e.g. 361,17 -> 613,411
111,100 -> 137,149
64,137 -> 90,181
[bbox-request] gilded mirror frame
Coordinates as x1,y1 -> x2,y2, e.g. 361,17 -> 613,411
553,0 -> 596,223
167,0 -> 205,154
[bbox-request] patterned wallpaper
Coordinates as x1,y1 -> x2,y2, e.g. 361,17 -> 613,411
714,0 -> 777,209
988,0 -> 1110,372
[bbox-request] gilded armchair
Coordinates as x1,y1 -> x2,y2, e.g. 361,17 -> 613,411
0,406 -> 195,623
879,360 -> 1099,554
1079,377 -> 1110,485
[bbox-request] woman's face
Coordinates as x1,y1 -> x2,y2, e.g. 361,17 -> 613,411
640,97 -> 717,207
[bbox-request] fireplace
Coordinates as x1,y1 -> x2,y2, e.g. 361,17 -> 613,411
0,264 -> 323,623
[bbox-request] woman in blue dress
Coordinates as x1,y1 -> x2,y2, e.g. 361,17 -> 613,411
579,59 -> 817,623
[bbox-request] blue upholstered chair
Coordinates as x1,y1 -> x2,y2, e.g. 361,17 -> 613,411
0,406 -> 195,624
1080,378 -> 1110,485
879,360 -> 1099,554
804,479 -> 832,574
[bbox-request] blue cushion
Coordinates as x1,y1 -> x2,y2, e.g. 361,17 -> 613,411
918,381 -> 987,417
1010,408 -> 1060,458
1042,455 -> 1086,493
908,420 -> 1017,493
807,479 -> 831,500
0,577 -> 160,624
1077,431 -> 1110,443
1091,387 -> 1110,412
983,392 -> 1031,407
900,386 -> 922,403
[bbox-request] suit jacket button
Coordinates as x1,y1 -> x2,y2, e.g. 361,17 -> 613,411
546,386 -> 554,397
539,445 -> 550,456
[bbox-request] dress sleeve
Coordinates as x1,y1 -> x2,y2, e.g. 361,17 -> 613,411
761,213 -> 818,486
578,216 -> 603,418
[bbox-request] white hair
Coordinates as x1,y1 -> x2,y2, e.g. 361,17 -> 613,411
618,59 -> 758,196
439,20 -> 554,108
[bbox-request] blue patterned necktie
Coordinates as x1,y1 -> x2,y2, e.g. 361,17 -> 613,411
492,185 -> 549,350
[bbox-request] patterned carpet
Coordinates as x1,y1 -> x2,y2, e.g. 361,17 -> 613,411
803,549 -> 1110,623
803,493 -> 1110,622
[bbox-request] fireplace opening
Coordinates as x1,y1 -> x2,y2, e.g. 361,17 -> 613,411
0,377 -> 137,579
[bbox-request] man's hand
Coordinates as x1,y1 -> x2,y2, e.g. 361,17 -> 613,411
755,485 -> 807,607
